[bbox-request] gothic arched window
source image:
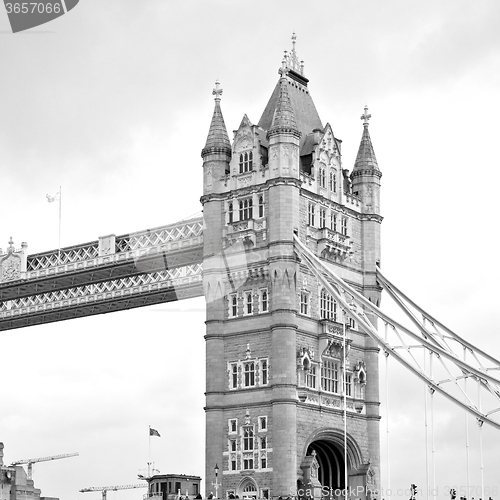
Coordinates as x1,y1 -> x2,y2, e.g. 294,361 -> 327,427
239,151 -> 253,173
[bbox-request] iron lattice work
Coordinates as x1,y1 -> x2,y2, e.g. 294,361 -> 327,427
26,217 -> 203,272
294,235 -> 500,431
0,217 -> 204,302
0,263 -> 203,331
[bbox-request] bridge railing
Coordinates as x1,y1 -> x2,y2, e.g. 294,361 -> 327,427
1,217 -> 204,283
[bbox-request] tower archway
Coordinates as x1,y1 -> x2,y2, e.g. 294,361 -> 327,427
300,428 -> 365,498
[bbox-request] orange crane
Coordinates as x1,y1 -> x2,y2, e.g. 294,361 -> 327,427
11,452 -> 79,479
80,484 -> 147,500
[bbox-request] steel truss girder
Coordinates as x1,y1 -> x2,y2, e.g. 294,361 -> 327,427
0,217 -> 204,300
294,235 -> 500,431
0,246 -> 203,302
0,264 -> 203,332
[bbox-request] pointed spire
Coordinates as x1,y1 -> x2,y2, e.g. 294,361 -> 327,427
202,80 -> 231,158
267,77 -> 300,139
353,105 -> 379,171
280,32 -> 305,77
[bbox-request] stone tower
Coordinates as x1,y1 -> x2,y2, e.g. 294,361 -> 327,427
201,36 -> 382,500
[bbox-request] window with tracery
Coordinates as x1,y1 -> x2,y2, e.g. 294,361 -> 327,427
239,151 -> 253,173
244,362 -> 255,387
243,427 -> 254,451
228,202 -> 233,223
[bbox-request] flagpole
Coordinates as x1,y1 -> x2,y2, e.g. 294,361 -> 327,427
148,425 -> 151,478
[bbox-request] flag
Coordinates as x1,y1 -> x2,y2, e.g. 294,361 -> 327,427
149,427 -> 161,437
46,192 -> 60,203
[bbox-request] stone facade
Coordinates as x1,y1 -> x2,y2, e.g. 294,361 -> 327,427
201,38 -> 382,500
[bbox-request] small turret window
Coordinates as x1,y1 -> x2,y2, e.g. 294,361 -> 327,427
228,202 -> 233,224
258,195 -> 264,218
239,151 -> 253,173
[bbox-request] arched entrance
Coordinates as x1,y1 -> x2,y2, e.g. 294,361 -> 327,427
300,429 -> 365,499
306,440 -> 345,491
237,477 -> 259,499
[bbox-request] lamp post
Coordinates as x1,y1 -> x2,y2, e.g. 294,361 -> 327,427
212,464 -> 220,499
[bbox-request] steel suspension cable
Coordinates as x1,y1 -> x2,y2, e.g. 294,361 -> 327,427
385,322 -> 391,500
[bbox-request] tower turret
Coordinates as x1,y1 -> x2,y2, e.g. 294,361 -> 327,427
351,106 -> 381,215
202,80 -> 231,196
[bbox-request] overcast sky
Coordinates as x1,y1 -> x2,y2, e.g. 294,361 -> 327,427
1,1 -> 500,500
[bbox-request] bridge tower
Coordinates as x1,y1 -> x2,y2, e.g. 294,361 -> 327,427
201,37 -> 382,500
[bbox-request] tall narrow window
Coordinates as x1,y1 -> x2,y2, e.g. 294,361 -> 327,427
228,202 -> 233,224
345,373 -> 352,397
341,216 -> 347,235
245,292 -> 253,315
244,363 -> 255,387
330,211 -> 337,232
239,154 -> 244,174
300,291 -> 309,315
260,436 -> 267,449
243,428 -> 254,450
258,195 -> 264,218
308,203 -> 315,226
319,168 -> 326,188
329,171 -> 337,192
239,198 -> 253,220
230,439 -> 237,452
261,360 -> 268,385
231,364 -> 238,389
260,289 -> 268,313
321,358 -> 339,393
306,365 -> 316,389
229,294 -> 237,318
320,288 -> 337,321
319,207 -> 326,228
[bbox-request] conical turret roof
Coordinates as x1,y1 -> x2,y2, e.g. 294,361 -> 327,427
202,81 -> 231,157
353,106 -> 379,171
267,77 -> 300,138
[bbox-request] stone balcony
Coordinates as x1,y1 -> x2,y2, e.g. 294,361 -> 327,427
306,227 -> 351,261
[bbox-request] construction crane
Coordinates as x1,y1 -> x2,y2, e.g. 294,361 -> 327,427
80,484 -> 147,500
11,452 -> 79,479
